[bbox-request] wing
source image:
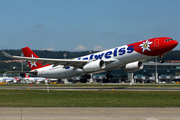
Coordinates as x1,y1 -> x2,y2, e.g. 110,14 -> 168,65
5,71 -> 38,75
2,51 -> 89,68
2,51 -> 116,69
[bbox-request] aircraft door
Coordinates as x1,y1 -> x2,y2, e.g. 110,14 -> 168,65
154,39 -> 159,47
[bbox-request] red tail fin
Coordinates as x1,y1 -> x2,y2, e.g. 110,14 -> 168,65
25,73 -> 29,78
22,47 -> 50,70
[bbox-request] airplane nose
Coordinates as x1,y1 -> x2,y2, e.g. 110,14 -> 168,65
162,40 -> 179,53
173,40 -> 178,47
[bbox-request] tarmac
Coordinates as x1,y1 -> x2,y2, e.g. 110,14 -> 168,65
0,107 -> 180,120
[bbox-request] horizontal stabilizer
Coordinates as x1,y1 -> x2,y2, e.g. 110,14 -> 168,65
2,51 -> 12,58
5,71 -> 37,76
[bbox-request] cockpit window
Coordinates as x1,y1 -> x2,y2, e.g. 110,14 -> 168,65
165,39 -> 173,42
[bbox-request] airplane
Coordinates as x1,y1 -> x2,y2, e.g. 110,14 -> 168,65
2,37 -> 178,83
23,73 -> 48,83
0,77 -> 20,83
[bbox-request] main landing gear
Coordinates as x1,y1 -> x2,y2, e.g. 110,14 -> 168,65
80,74 -> 91,83
103,71 -> 113,83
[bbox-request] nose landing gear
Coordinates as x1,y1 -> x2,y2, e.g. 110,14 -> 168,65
159,55 -> 164,63
160,59 -> 164,63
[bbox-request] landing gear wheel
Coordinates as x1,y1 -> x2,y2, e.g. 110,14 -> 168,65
80,79 -> 87,83
80,75 -> 91,83
159,55 -> 164,63
106,75 -> 113,79
87,75 -> 91,79
160,59 -> 164,63
103,79 -> 109,83
102,75 -> 113,83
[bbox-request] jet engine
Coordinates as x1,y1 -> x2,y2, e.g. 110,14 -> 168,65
83,60 -> 106,73
122,61 -> 143,72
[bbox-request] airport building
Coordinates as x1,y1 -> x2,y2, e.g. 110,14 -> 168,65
93,61 -> 180,83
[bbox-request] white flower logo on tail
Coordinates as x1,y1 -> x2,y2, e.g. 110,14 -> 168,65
29,54 -> 37,68
139,40 -> 153,53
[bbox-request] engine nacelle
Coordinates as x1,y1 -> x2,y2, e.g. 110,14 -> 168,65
122,61 -> 143,72
83,60 -> 106,73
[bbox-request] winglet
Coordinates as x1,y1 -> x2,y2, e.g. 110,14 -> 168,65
2,51 -> 12,58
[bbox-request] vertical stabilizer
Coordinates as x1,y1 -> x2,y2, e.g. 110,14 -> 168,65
22,47 -> 50,70
25,73 -> 29,78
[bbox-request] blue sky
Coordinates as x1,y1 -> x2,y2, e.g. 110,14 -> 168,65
0,0 -> 180,51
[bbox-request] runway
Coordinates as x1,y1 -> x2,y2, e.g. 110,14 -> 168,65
0,86 -> 180,91
0,87 -> 179,120
0,107 -> 180,120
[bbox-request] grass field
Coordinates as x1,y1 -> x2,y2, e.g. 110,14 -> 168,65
0,90 -> 180,107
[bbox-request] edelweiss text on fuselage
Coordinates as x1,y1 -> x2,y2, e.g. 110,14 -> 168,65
78,45 -> 134,60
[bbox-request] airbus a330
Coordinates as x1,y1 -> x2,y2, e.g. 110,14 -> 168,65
2,37 -> 178,83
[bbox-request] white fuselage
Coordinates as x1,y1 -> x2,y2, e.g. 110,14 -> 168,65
24,77 -> 47,82
0,77 -> 17,83
34,45 -> 152,78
